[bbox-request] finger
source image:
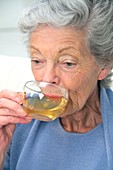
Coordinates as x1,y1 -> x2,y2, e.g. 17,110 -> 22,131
0,115 -> 32,127
0,99 -> 27,117
0,90 -> 23,104
17,92 -> 24,103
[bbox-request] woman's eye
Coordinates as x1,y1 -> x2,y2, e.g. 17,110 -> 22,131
31,59 -> 40,64
31,59 -> 44,65
62,61 -> 77,68
59,59 -> 78,72
65,62 -> 76,67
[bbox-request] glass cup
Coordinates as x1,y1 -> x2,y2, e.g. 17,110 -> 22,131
23,80 -> 68,121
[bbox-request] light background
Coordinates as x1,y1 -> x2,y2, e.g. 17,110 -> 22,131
0,0 -> 33,58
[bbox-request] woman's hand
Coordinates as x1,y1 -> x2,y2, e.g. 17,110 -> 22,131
0,90 -> 32,166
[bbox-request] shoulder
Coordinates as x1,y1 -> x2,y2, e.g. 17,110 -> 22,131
100,87 -> 113,164
100,87 -> 113,118
105,87 -> 113,102
100,87 -> 113,106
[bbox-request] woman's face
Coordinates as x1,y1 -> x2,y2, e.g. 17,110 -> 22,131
30,25 -> 102,116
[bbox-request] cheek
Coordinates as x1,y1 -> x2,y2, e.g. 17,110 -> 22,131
67,70 -> 99,101
60,71 -> 86,92
63,70 -> 99,114
65,64 -> 99,92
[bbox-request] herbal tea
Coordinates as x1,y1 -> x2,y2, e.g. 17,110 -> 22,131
23,93 -> 68,121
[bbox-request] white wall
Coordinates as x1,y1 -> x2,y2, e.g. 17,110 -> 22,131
0,55 -> 34,91
0,0 -> 33,58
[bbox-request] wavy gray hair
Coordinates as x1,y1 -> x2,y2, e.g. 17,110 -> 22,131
18,0 -> 113,88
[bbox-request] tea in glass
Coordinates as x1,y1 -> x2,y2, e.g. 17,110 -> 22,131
23,81 -> 68,121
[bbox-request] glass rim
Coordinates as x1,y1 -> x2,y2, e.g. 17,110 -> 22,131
23,80 -> 68,97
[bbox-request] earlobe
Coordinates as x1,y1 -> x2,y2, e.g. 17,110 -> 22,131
98,67 -> 111,80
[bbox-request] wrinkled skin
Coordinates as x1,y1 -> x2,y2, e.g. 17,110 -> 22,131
30,25 -> 110,132
0,25 -> 110,167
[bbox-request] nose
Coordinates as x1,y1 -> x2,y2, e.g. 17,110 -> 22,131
42,63 -> 59,84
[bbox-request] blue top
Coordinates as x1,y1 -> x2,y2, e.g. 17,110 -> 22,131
4,87 -> 113,170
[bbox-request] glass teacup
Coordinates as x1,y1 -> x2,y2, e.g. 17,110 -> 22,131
23,80 -> 68,121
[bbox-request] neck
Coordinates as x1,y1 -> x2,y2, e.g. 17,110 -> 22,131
60,86 -> 102,133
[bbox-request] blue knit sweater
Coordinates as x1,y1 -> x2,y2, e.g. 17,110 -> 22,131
4,87 -> 113,170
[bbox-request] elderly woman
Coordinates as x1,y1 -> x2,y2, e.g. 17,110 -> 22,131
0,0 -> 113,169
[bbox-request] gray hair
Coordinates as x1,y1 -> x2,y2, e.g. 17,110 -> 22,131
18,0 -> 113,88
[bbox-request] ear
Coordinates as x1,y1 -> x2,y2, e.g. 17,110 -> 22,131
98,67 -> 111,80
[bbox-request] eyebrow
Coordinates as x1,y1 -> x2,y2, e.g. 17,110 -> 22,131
59,46 -> 76,54
30,45 -> 41,54
30,45 -> 77,56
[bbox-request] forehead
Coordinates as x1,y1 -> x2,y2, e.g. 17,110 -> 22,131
30,25 -> 91,60
30,25 -> 86,48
